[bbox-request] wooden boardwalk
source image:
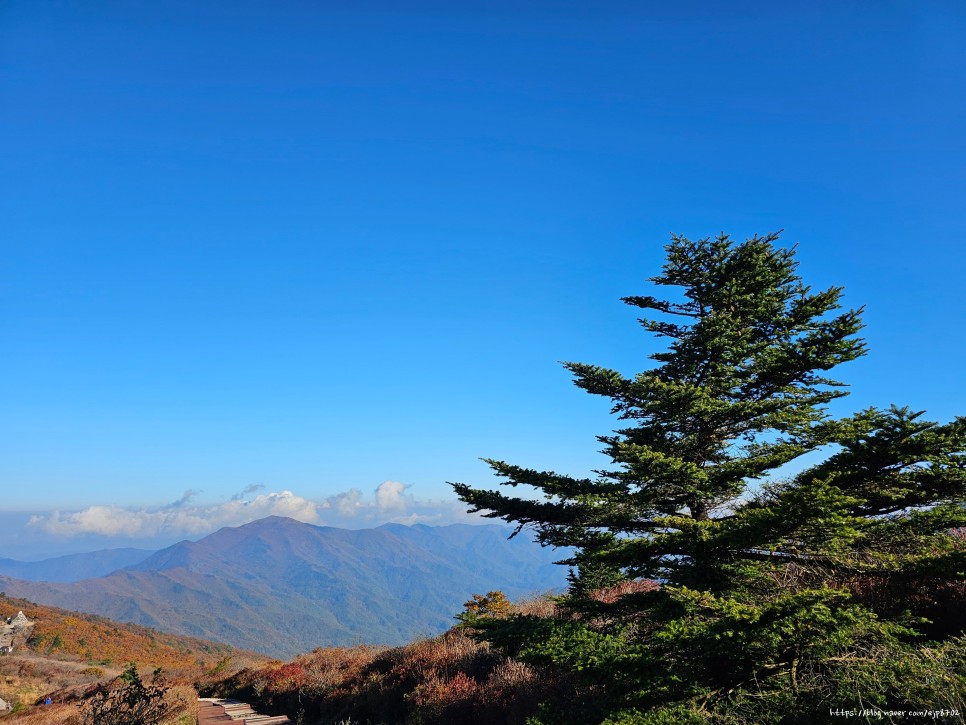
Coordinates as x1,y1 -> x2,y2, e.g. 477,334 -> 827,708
198,697 -> 291,724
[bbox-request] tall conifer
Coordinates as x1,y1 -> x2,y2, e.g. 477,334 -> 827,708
453,233 -> 966,722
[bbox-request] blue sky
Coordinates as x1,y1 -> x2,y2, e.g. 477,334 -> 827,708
1,2 -> 964,557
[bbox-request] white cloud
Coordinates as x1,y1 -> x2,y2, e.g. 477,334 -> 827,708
27,482 -> 483,541
375,480 -> 410,512
30,490 -> 321,538
324,488 -> 365,517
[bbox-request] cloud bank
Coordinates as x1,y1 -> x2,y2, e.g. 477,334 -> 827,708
28,482 -> 482,540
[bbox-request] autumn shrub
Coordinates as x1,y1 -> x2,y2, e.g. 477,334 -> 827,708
201,599 -> 571,724
587,579 -> 659,605
462,591 -> 511,618
265,662 -> 308,692
509,596 -> 560,619
387,629 -> 496,685
81,663 -> 180,725
481,658 -> 550,722
404,670 -> 480,723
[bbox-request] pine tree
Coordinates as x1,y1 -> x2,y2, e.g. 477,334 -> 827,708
452,233 -> 966,723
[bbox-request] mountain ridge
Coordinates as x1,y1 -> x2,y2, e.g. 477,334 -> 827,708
0,517 -> 567,657
0,548 -> 155,583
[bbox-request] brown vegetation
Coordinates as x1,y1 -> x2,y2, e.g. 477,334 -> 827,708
201,629 -> 562,724
199,593 -> 582,724
842,529 -> 966,640
0,652 -> 200,724
0,680 -> 196,725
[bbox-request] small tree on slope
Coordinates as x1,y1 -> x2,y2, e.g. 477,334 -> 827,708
452,233 -> 966,723
83,663 -> 174,725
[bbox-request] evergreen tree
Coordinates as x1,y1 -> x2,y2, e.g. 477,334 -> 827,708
453,233 -> 966,723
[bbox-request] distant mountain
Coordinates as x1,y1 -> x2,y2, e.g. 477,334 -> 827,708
0,517 -> 568,657
0,548 -> 154,582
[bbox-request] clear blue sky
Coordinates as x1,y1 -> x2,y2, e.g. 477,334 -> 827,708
1,2 -> 964,553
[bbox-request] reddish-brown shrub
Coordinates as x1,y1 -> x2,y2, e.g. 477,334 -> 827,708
588,579 -> 660,604
510,595 -> 560,619
200,593 -> 572,724
265,662 -> 307,691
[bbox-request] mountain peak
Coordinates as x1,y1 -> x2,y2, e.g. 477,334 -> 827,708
240,515 -> 309,528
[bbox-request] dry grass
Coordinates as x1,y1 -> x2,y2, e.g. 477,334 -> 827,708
0,655 -> 102,718
1,654 -> 201,724
588,578 -> 660,604
1,682 -> 194,724
1,702 -> 80,725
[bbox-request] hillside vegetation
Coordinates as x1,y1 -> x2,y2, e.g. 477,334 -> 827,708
0,594 -> 252,674
0,594 -> 267,722
199,593 -> 571,725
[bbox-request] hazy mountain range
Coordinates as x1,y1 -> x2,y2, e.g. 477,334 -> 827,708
0,548 -> 154,582
0,516 -> 567,657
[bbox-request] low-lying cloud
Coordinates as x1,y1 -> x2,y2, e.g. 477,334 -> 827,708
27,482 -> 481,540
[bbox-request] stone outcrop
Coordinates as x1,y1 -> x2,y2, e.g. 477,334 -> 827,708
0,610 -> 34,653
